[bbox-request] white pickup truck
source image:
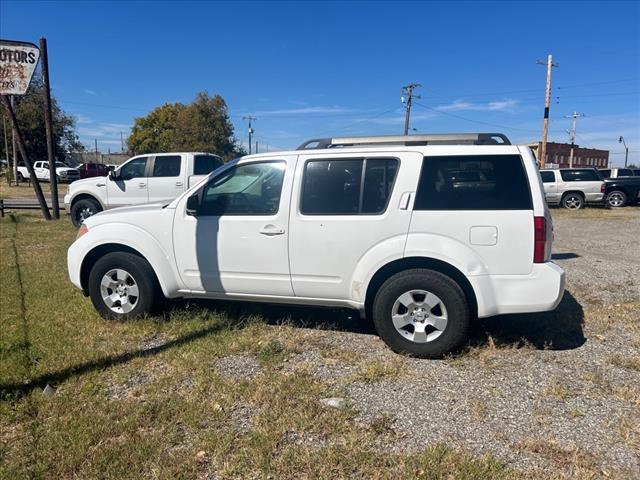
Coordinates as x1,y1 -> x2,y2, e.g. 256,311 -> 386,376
64,152 -> 223,226
17,161 -> 80,183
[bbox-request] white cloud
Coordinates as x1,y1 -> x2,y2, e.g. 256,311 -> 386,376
436,98 -> 519,112
84,89 -> 98,96
251,105 -> 354,116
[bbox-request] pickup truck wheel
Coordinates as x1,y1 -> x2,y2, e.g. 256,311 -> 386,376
606,190 -> 627,208
17,172 -> 25,182
71,198 -> 102,227
561,193 -> 584,209
372,269 -> 469,358
88,252 -> 159,320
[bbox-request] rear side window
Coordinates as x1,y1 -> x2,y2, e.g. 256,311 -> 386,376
634,170 -> 640,176
152,155 -> 181,177
560,169 -> 600,182
540,171 -> 555,183
618,169 -> 633,177
194,154 -> 223,175
600,169 -> 611,178
301,158 -> 398,215
414,155 -> 532,210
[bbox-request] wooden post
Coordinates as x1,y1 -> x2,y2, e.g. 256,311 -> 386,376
1,96 -> 51,220
40,38 -> 59,219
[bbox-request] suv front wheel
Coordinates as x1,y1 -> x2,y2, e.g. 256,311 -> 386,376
372,269 -> 469,358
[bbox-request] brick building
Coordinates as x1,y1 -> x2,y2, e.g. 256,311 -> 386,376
529,142 -> 609,168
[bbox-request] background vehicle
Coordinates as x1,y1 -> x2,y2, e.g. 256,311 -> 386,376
64,152 -> 224,226
539,168 -> 604,209
68,133 -> 564,358
17,161 -> 80,183
603,177 -> 640,207
77,163 -> 111,179
599,168 -> 640,179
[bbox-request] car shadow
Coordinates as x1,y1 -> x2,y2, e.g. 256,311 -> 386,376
551,252 -> 580,260
471,290 -> 586,350
1,292 -> 585,399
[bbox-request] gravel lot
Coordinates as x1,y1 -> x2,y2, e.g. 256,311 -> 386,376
213,207 -> 640,477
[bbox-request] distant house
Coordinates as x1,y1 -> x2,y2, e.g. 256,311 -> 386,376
529,142 -> 609,169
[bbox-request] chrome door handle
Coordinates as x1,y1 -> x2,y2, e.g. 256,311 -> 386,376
96,183 -> 105,187
175,182 -> 183,187
399,192 -> 413,210
259,225 -> 285,236
138,182 -> 146,188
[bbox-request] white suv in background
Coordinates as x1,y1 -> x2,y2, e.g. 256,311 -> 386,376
539,168 -> 605,209
68,134 -> 565,358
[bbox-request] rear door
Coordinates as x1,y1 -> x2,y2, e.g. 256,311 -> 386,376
288,151 -> 417,299
559,169 -> 602,199
407,150 -> 535,275
147,154 -> 185,204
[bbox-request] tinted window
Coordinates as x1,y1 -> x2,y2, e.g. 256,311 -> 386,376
301,158 -> 398,215
152,155 -> 181,177
634,170 -> 640,176
618,169 -> 633,177
560,169 -> 600,182
414,155 -> 532,210
540,171 -> 556,183
194,155 -> 223,175
119,157 -> 147,180
362,159 -> 398,213
600,169 -> 611,178
201,162 -> 285,215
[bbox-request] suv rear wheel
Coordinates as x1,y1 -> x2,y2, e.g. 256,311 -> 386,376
606,190 -> 627,208
561,193 -> 584,209
372,269 -> 469,358
71,198 -> 102,227
88,252 -> 161,320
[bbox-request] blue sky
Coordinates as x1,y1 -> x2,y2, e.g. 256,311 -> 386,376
2,1 -> 639,165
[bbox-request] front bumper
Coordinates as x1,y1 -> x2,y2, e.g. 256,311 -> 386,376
471,262 -> 566,318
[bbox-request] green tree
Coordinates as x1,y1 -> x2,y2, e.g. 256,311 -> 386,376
127,92 -> 245,160
0,76 -> 83,162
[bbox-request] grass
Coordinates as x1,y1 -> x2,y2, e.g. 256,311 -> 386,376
0,179 -> 68,200
0,213 -> 514,479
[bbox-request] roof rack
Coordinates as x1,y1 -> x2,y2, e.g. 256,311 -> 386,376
297,133 -> 511,150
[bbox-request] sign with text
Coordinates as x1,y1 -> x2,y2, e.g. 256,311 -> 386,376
0,39 -> 40,95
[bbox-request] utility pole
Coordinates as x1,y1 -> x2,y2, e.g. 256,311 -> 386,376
565,112 -> 584,168
536,54 -> 559,168
255,141 -> 258,154
40,38 -> 59,219
120,131 -> 124,153
619,136 -> 629,167
242,116 -> 256,154
95,139 -> 99,163
401,83 -> 421,135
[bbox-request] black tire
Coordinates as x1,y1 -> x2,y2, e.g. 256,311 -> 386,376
372,269 -> 470,358
606,190 -> 627,208
561,193 -> 584,209
70,198 -> 102,227
88,252 -> 161,320
17,172 -> 24,182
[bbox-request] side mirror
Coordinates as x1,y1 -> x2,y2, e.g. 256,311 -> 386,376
108,170 -> 118,181
186,194 -> 200,216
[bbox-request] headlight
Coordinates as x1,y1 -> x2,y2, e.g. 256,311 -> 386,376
76,224 -> 89,239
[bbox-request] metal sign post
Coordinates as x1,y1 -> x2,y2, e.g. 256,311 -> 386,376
39,38 -> 59,219
1,39 -> 51,219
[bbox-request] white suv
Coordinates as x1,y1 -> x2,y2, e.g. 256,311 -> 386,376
67,134 -> 565,358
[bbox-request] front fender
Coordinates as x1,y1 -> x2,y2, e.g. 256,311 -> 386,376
67,187 -> 107,210
68,222 -> 183,298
